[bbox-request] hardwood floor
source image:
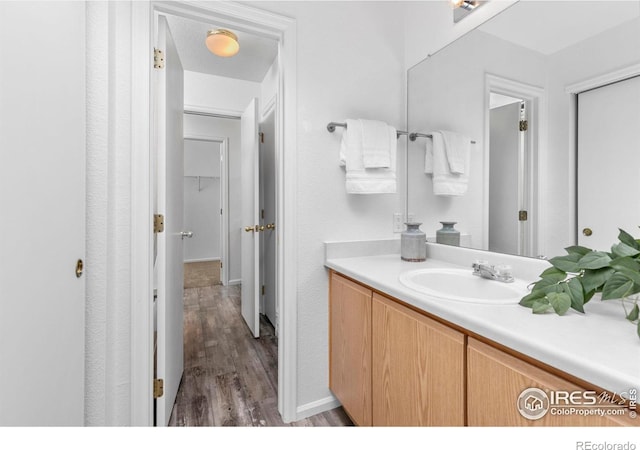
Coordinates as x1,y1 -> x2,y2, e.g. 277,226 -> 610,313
168,284 -> 353,427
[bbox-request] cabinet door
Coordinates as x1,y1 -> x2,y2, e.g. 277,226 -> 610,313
467,338 -> 638,426
372,294 -> 465,426
329,272 -> 372,426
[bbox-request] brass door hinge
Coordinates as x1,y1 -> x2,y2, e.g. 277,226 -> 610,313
519,120 -> 528,132
519,210 -> 528,221
261,285 -> 265,296
153,48 -> 164,69
153,378 -> 164,398
259,132 -> 264,143
154,214 -> 165,233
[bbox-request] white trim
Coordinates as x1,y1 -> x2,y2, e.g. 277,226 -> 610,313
183,257 -> 220,263
276,23 -> 298,423
485,74 -> 547,258
130,0 -> 153,427
184,104 -> 242,119
565,63 -> 640,94
184,133 -> 226,143
131,0 -> 298,425
228,279 -> 242,286
295,395 -> 341,421
262,95 -> 277,120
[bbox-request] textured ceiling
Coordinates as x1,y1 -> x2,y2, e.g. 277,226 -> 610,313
480,1 -> 640,55
166,14 -> 278,82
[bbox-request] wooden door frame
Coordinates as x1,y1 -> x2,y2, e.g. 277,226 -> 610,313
183,133 -> 229,286
130,0 -> 298,425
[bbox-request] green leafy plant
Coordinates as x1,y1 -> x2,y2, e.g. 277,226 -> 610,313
520,228 -> 640,339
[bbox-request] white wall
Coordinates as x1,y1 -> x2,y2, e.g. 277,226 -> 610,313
184,70 -> 261,114
245,1 -> 407,412
184,140 -> 221,262
404,0 -> 517,70
407,30 -> 547,249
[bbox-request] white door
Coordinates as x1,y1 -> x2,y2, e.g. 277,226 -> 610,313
241,99 -> 260,338
578,76 -> 640,249
0,2 -> 85,425
155,15 -> 184,426
260,109 -> 278,330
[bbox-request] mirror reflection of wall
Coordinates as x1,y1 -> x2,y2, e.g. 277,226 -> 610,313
407,0 -> 640,258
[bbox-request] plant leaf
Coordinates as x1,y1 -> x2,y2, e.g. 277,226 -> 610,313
549,253 -> 582,273
584,288 -> 596,304
520,291 -> 545,308
618,229 -> 640,250
539,267 -> 567,283
609,256 -> 640,272
564,245 -> 592,256
548,292 -> 571,315
627,303 -> 639,322
601,273 -> 634,300
637,321 -> 640,339
532,299 -> 552,314
615,267 -> 640,286
580,267 -> 615,293
531,277 -> 562,293
578,251 -> 612,270
565,277 -> 585,313
611,242 -> 640,258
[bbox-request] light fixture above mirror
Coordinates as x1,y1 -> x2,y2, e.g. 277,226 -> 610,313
452,0 -> 486,23
205,29 -> 239,57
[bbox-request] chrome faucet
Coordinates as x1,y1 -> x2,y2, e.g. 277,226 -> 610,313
472,261 -> 514,283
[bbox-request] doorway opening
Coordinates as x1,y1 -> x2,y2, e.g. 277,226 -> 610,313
140,2 -> 298,426
484,74 -> 546,258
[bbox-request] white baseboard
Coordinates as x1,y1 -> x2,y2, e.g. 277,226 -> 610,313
184,257 -> 220,263
295,395 -> 340,421
228,279 -> 241,286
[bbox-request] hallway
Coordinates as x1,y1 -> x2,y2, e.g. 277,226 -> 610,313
168,284 -> 352,426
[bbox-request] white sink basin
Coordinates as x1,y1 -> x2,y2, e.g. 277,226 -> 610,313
398,268 -> 530,304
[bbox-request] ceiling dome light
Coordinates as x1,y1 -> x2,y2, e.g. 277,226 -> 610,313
206,29 -> 239,57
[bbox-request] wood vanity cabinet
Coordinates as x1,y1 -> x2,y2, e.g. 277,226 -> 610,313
372,293 -> 465,426
329,270 -> 637,427
329,271 -> 372,426
467,338 -> 637,426
329,271 -> 464,426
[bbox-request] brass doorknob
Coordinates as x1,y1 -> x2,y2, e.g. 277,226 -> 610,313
266,223 -> 275,230
583,227 -> 593,237
257,225 -> 265,232
245,226 -> 254,232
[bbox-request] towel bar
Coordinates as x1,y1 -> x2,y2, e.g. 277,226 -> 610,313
409,132 -> 476,144
327,121 -> 408,139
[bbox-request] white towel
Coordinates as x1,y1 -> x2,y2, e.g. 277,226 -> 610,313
425,131 -> 469,196
440,130 -> 470,174
340,119 -> 396,194
360,119 -> 393,168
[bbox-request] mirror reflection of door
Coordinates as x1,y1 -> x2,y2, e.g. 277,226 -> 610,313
488,93 -> 529,256
577,75 -> 640,250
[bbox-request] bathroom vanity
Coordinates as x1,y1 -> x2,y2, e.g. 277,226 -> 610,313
325,240 -> 639,427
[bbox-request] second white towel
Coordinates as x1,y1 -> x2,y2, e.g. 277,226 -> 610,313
425,131 -> 470,196
340,119 -> 397,194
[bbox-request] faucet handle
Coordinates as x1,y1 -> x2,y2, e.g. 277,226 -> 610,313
494,264 -> 512,277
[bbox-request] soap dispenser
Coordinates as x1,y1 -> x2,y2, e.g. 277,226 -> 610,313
401,222 -> 426,262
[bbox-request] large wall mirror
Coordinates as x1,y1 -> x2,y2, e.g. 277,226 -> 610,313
407,0 -> 640,259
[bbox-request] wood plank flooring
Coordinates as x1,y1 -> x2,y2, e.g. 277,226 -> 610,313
168,284 -> 353,427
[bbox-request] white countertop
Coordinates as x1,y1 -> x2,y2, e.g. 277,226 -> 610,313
325,242 -> 640,395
